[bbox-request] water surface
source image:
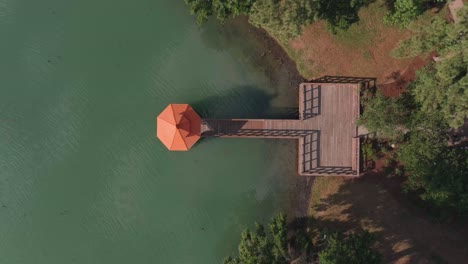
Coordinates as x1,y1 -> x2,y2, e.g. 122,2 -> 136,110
0,0 -> 299,263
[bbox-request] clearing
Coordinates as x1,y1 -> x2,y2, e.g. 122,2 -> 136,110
287,0 -> 444,90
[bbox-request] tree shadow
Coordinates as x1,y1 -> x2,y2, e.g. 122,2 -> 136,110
318,0 -> 376,33
296,172 -> 468,263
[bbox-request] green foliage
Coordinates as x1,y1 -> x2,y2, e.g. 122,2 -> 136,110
392,6 -> 468,128
393,6 -> 467,58
412,62 -> 468,128
249,0 -> 316,43
384,0 -> 424,27
398,112 -> 468,216
184,0 -> 214,25
184,0 -> 255,24
317,0 -> 373,33
362,139 -> 378,161
213,0 -> 256,21
186,0 -> 372,41
269,213 -> 289,261
319,230 -> 381,264
392,16 -> 449,57
358,90 -> 413,140
226,214 -> 382,263
224,213 -> 293,264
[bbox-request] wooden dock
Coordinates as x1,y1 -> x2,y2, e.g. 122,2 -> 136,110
201,83 -> 362,176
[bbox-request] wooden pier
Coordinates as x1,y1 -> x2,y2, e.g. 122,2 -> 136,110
201,82 -> 364,176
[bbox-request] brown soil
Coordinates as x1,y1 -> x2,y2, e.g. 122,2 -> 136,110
309,168 -> 468,264
379,56 -> 428,97
288,1 -> 436,91
289,19 -> 416,82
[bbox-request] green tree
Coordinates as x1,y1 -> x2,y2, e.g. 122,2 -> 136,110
398,112 -> 468,216
392,6 -> 468,128
384,0 -> 424,27
392,6 -> 467,58
225,213 -> 310,264
317,0 -> 372,33
358,90 -> 413,140
318,230 -> 381,264
249,0 -> 316,43
213,0 -> 256,21
411,61 -> 468,128
184,0 -> 255,24
184,0 -> 214,25
392,16 -> 449,57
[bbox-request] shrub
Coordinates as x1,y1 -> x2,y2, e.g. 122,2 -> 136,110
184,0 -> 256,24
319,230 -> 381,264
249,0 -> 316,43
317,0 -> 373,33
384,0 -> 424,27
358,90 -> 413,140
398,112 -> 468,217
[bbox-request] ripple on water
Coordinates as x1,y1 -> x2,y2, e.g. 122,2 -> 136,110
0,0 -> 15,26
39,78 -> 89,165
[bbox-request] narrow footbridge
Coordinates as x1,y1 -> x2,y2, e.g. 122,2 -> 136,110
201,82 -> 363,176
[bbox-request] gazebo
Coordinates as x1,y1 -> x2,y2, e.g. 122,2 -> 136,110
156,104 -> 201,151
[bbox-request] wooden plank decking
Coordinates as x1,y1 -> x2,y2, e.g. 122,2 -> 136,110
201,83 -> 361,176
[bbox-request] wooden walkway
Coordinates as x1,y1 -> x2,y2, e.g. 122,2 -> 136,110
201,83 -> 362,176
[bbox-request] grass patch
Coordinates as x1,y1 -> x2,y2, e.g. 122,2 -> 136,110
308,177 -> 344,216
332,1 -> 385,49
283,0 -> 441,81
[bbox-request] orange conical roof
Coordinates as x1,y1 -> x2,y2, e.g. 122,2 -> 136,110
156,104 -> 202,151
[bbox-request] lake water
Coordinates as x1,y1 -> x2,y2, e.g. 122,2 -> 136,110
0,0 -> 300,263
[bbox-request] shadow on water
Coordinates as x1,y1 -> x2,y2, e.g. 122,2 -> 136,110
200,16 -> 304,94
191,85 -> 298,120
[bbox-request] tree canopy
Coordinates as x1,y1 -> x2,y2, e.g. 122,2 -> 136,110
224,213 -> 294,264
225,214 -> 381,263
184,0 -> 255,24
384,0 -> 446,27
358,90 -> 413,140
384,0 -> 424,27
249,0 -> 316,43
184,0 -> 373,42
398,112 -> 468,216
319,230 -> 381,264
393,6 -> 468,128
316,0 -> 372,33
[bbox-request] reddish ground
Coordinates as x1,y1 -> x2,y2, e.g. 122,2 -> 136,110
379,56 -> 428,97
309,166 -> 468,264
290,23 -> 412,80
287,1 -> 439,94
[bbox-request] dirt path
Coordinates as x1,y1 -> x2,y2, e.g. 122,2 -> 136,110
309,173 -> 468,264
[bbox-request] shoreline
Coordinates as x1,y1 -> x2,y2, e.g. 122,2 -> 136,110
223,17 -> 316,219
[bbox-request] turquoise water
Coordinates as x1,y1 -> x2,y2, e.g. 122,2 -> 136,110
0,0 -> 298,263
